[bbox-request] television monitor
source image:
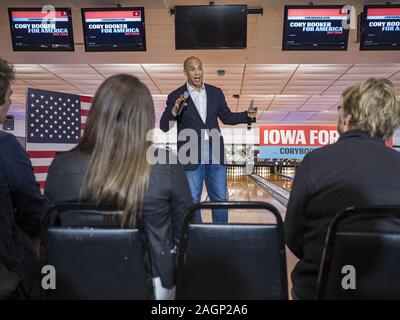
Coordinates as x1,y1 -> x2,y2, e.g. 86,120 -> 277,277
81,7 -> 146,52
174,5 -> 247,50
360,5 -> 400,51
8,7 -> 74,51
282,5 -> 350,51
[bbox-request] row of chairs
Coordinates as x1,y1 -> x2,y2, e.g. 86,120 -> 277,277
39,202 -> 400,300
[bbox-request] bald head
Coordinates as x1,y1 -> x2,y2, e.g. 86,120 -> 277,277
183,57 -> 204,90
183,56 -> 202,71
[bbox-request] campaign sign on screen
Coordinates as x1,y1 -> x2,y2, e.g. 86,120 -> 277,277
8,8 -> 74,51
361,6 -> 400,50
82,8 -> 146,52
258,126 -> 339,160
283,6 -> 350,51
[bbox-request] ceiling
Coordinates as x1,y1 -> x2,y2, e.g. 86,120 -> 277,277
2,0 -> 400,128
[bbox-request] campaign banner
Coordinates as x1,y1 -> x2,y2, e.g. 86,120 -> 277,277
258,125 -> 339,160
362,7 -> 400,49
283,6 -> 350,50
9,9 -> 74,51
82,9 -> 146,51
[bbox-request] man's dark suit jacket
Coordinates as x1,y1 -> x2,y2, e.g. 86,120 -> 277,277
160,83 -> 252,170
285,130 -> 400,299
0,131 -> 44,298
44,148 -> 193,288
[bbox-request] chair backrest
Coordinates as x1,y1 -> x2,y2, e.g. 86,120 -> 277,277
176,201 -> 288,300
317,207 -> 400,300
41,203 -> 153,300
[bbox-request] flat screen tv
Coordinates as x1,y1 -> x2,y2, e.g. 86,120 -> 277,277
282,5 -> 350,51
360,5 -> 400,51
174,5 -> 247,50
81,7 -> 146,52
8,7 -> 74,51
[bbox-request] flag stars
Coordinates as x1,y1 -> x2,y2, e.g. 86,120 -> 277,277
28,92 -> 82,144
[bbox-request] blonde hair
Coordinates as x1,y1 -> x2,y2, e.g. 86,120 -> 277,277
77,74 -> 155,227
341,78 -> 400,140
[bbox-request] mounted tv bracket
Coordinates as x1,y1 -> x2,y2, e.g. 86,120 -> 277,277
169,7 -> 263,16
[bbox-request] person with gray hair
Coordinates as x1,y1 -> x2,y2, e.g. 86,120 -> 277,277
285,78 -> 400,299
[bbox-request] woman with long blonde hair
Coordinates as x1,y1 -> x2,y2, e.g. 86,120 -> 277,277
45,74 -> 193,299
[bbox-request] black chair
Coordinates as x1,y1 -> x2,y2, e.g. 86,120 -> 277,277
40,202 -> 153,300
316,206 -> 400,300
176,201 -> 288,300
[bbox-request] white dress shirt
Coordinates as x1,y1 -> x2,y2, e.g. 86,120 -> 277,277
186,82 -> 207,124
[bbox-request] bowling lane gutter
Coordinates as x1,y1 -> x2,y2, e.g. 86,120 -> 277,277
274,172 -> 295,180
249,174 -> 290,207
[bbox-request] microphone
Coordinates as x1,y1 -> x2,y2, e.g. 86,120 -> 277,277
177,91 -> 190,116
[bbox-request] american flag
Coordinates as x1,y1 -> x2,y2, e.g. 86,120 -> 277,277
26,88 -> 92,190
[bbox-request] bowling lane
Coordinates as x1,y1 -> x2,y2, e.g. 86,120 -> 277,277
200,174 -> 287,224
257,172 -> 293,191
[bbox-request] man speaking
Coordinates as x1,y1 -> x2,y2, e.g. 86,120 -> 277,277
160,56 -> 256,223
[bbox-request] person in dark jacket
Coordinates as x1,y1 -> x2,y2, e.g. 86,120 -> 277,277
285,78 -> 400,300
45,74 -> 193,300
0,58 -> 44,299
160,56 -> 256,223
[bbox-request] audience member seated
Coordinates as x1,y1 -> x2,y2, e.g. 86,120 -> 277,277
0,58 -> 44,299
44,74 -> 193,300
284,78 -> 400,300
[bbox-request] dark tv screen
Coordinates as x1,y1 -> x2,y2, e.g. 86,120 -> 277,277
175,5 -> 247,50
81,7 -> 146,52
360,5 -> 400,50
8,7 -> 74,51
282,5 -> 350,51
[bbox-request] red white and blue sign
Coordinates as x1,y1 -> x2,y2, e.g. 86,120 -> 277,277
259,125 -> 339,160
